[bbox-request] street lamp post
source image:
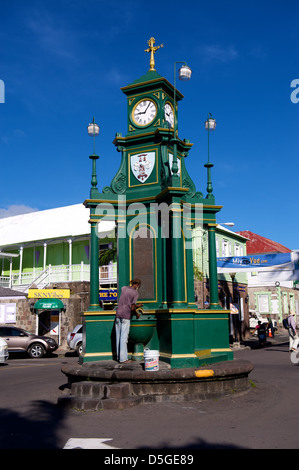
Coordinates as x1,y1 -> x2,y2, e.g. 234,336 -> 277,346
170,62 -> 192,308
171,62 -> 192,178
204,113 -> 216,196
87,117 -> 100,154
87,117 -> 101,311
87,117 -> 100,196
204,113 -> 220,308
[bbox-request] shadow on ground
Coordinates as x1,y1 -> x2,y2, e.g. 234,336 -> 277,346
0,400 -> 68,449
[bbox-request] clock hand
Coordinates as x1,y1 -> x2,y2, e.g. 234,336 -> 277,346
136,105 -> 149,115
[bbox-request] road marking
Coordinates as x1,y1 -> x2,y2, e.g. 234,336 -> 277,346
63,438 -> 119,449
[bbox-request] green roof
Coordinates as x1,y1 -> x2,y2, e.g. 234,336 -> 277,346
129,69 -> 163,85
121,69 -> 183,100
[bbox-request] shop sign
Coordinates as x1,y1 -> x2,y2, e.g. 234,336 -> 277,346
99,288 -> 117,302
28,289 -> 70,299
217,251 -> 299,280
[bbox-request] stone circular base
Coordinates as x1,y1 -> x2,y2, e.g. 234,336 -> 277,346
58,359 -> 254,410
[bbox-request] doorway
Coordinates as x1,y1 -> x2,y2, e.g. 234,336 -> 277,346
37,309 -> 61,344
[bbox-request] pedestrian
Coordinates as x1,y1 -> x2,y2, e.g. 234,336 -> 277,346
115,278 -> 143,363
287,312 -> 298,352
252,321 -> 267,347
266,316 -> 275,338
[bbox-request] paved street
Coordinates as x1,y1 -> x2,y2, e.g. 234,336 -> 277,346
0,334 -> 298,450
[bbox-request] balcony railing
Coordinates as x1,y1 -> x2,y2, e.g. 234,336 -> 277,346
0,262 -> 117,292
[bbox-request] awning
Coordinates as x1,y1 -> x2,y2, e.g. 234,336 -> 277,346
0,252 -> 20,258
34,298 -> 65,310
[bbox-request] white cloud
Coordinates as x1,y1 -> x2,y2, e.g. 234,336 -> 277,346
248,45 -> 268,60
106,67 -> 129,85
0,205 -> 38,219
25,8 -> 77,61
199,44 -> 239,63
14,129 -> 26,138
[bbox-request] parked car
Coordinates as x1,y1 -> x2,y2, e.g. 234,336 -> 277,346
67,324 -> 83,355
0,325 -> 58,358
0,337 -> 9,363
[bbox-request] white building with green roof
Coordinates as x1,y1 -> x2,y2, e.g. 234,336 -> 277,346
0,204 -> 115,292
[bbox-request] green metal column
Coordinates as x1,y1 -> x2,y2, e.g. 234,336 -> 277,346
117,216 -> 128,295
89,221 -> 100,311
207,223 -> 220,309
171,201 -> 185,307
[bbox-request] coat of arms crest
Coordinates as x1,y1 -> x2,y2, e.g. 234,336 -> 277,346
131,152 -> 155,183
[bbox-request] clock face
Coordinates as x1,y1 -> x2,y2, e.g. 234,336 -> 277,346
164,102 -> 174,128
132,99 -> 157,126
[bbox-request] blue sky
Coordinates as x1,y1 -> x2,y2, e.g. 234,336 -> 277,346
0,0 -> 298,249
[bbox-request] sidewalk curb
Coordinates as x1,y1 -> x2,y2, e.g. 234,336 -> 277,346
231,334 -> 289,351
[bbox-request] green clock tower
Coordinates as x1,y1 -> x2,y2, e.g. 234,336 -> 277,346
81,38 -> 233,368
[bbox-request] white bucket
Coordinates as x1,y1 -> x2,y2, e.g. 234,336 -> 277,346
144,348 -> 159,371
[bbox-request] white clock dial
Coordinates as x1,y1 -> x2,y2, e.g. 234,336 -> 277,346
164,102 -> 174,128
133,99 -> 157,126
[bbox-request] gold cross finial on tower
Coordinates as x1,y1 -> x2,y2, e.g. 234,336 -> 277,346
145,37 -> 164,71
